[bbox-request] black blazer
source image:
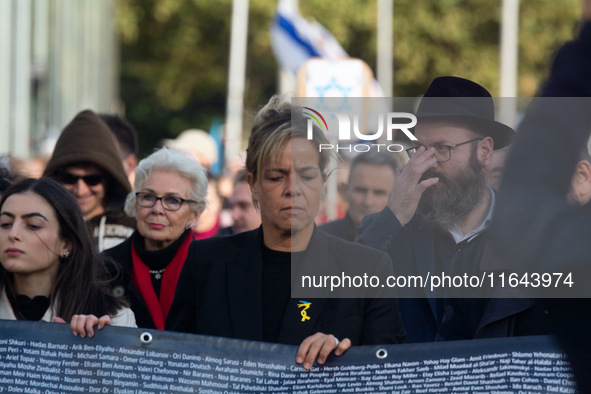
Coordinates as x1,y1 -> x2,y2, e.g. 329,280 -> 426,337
167,226 -> 405,346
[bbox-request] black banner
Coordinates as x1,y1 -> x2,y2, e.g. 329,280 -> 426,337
0,320 -> 577,393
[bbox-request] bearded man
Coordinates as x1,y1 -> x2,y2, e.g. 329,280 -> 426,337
356,76 -> 514,343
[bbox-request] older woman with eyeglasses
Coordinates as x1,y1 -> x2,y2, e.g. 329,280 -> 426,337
104,148 -> 207,329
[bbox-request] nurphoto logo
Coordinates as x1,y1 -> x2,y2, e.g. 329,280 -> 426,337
304,108 -> 418,153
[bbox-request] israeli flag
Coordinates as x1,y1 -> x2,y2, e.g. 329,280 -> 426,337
270,0 -> 348,75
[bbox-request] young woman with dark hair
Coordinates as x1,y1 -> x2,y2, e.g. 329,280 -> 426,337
0,178 -> 135,336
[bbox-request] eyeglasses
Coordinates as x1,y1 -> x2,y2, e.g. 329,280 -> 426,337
406,138 -> 483,162
58,172 -> 104,186
136,192 -> 197,211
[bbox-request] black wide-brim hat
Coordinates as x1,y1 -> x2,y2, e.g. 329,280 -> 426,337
415,76 -> 515,149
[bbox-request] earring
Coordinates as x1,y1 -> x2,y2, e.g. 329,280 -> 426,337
61,251 -> 70,258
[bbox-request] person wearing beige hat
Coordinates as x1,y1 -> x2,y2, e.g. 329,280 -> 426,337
44,110 -> 135,251
163,129 -> 218,169
164,129 -> 222,239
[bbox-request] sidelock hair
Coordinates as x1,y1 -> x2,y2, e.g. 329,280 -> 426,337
125,147 -> 208,217
245,95 -> 337,208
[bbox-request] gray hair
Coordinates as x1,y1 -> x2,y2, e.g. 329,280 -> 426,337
124,147 -> 208,217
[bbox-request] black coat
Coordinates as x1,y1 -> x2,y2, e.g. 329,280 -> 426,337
539,21 -> 591,97
103,236 -> 160,329
435,232 -> 552,341
167,226 -> 405,346
358,204 -> 551,343
356,208 -> 442,343
486,83 -> 591,387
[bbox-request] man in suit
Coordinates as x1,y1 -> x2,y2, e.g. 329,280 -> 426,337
356,76 -> 514,343
321,151 -> 398,242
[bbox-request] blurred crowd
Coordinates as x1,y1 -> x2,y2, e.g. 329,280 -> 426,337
1,117 -> 264,248
2,4 -> 591,393
0,116 -> 511,249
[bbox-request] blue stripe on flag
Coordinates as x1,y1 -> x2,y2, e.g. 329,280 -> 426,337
275,14 -> 321,58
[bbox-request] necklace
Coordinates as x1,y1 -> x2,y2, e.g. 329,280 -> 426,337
149,268 -> 165,280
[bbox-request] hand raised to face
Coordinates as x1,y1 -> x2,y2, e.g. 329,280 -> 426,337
387,146 -> 439,226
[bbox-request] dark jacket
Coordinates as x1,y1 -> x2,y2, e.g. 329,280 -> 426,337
435,232 -> 551,341
486,98 -> 591,387
43,110 -> 134,250
319,212 -> 358,242
482,21 -> 591,383
356,208 -> 441,343
167,226 -> 405,345
104,230 -> 194,329
103,236 -> 152,329
437,296 -> 551,341
217,226 -> 235,236
539,21 -> 591,97
357,203 -> 550,343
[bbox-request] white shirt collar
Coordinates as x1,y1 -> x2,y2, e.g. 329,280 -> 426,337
448,185 -> 495,244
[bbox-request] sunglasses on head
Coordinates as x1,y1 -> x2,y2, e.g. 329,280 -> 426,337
58,172 -> 104,186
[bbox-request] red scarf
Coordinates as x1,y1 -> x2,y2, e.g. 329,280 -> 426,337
131,231 -> 193,330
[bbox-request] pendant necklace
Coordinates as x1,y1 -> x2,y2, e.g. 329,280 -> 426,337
149,268 -> 165,280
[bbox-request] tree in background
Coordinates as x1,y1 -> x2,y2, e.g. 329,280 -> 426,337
117,0 -> 580,156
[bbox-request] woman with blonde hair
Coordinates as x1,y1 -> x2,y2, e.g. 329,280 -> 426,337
169,96 -> 404,368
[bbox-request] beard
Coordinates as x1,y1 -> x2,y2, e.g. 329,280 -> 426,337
417,146 -> 487,234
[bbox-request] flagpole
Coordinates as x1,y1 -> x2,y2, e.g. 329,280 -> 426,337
377,0 -> 393,97
499,0 -> 519,127
225,0 -> 250,171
